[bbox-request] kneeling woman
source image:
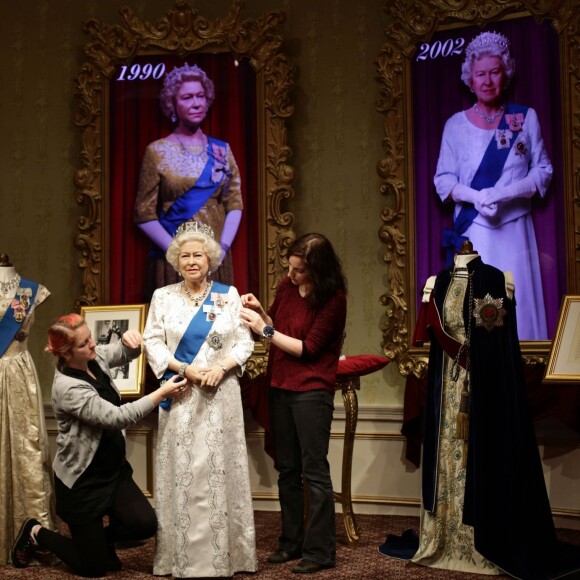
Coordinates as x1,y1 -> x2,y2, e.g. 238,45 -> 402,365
11,313 -> 186,577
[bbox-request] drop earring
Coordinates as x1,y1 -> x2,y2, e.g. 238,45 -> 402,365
170,111 -> 177,123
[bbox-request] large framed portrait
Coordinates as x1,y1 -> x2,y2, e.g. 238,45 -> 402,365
73,0 -> 296,378
79,304 -> 148,398
377,1 -> 580,377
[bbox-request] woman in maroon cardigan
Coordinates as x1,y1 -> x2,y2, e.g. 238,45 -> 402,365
240,233 -> 347,574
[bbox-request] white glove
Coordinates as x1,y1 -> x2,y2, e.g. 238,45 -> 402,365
480,176 -> 536,206
452,184 -> 497,218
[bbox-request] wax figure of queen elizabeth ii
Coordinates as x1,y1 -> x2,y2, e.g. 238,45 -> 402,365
434,31 -> 552,340
142,221 -> 257,578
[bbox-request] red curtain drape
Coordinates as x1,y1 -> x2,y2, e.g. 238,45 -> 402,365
108,53 -> 258,305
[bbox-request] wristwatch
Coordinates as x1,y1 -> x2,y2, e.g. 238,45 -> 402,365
262,325 -> 275,340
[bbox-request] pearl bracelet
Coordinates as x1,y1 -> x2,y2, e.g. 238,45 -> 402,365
178,362 -> 188,377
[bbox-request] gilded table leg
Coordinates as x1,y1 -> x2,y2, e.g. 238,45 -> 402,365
334,376 -> 360,547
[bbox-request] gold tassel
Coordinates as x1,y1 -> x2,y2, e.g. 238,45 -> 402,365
455,388 -> 470,439
456,402 -> 469,440
461,441 -> 468,469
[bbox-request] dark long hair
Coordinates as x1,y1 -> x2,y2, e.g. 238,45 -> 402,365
288,233 -> 347,310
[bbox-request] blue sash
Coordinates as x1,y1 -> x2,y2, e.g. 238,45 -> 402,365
442,104 -> 529,267
156,137 -> 229,246
160,281 -> 230,410
0,278 -> 39,357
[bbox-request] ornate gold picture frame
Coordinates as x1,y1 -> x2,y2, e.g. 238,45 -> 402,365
73,0 -> 296,378
377,1 -> 580,378
544,296 -> 580,383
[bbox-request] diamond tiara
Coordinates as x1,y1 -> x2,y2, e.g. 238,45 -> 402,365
174,221 -> 215,239
465,31 -> 510,60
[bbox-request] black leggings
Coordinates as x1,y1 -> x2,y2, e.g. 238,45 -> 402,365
37,477 -> 157,578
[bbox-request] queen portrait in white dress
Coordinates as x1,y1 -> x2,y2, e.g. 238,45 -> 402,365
434,31 -> 552,340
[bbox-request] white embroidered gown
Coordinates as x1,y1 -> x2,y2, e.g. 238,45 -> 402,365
143,283 -> 257,578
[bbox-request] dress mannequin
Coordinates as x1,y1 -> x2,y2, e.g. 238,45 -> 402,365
411,242 -> 502,575
380,243 -> 580,578
453,240 -> 478,268
0,254 -> 56,565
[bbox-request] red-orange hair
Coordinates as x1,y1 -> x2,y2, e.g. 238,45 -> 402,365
46,313 -> 86,371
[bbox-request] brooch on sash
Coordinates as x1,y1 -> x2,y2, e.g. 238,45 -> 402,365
473,293 -> 507,332
10,287 -> 33,322
207,330 -> 223,350
505,113 -> 524,132
495,129 -> 513,150
204,292 -> 228,322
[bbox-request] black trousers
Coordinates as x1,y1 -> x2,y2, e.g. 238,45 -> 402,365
269,387 -> 336,565
37,476 -> 157,578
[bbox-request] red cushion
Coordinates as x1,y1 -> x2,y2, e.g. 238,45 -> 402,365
337,354 -> 390,379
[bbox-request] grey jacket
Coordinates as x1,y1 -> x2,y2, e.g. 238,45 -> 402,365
52,340 -> 154,488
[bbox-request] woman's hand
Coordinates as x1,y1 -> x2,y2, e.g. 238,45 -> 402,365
157,375 -> 189,401
240,307 -> 266,336
240,293 -> 263,312
452,183 -> 497,218
184,364 -> 205,385
240,294 -> 272,331
198,364 -> 226,391
480,177 -> 537,206
121,330 -> 142,349
475,191 -> 498,218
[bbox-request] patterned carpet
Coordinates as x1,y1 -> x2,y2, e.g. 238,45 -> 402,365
3,511 -> 580,579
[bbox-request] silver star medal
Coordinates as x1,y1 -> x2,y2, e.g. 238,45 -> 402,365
207,331 -> 223,350
473,293 -> 507,332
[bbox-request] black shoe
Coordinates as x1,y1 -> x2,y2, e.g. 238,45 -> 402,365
292,559 -> 334,574
267,549 -> 302,564
11,518 -> 40,568
107,544 -> 122,571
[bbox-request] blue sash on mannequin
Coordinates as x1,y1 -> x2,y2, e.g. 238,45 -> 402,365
0,278 -> 39,357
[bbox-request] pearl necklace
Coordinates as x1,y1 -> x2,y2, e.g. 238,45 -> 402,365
0,273 -> 21,296
182,280 -> 211,307
473,103 -> 504,124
